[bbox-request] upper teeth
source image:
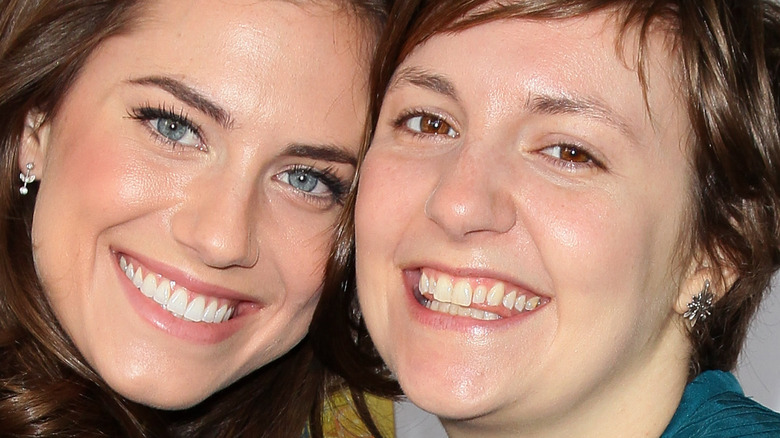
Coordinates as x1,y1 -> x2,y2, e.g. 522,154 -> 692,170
419,271 -> 544,320
120,256 -> 234,323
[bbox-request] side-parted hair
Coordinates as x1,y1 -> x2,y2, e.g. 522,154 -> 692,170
0,0 -> 388,436
311,0 -> 780,400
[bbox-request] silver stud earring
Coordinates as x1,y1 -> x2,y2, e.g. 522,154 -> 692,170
19,162 -> 35,195
683,279 -> 714,326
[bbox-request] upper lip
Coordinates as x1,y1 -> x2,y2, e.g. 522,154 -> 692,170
114,248 -> 258,303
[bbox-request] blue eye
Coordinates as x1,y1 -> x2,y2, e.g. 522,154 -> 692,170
155,117 -> 198,145
128,106 -> 204,150
276,165 -> 349,208
287,170 -> 328,193
279,167 -> 332,195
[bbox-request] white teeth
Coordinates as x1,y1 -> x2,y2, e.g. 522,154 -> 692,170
202,300 -> 218,323
486,283 -> 504,306
473,285 -> 487,304
132,266 -> 144,288
154,280 -> 171,305
425,300 -> 501,321
167,289 -> 187,316
451,280 -> 472,306
214,304 -> 228,322
419,273 -> 430,294
502,290 -> 517,310
485,312 -> 500,321
141,274 -> 156,298
120,256 -> 236,324
420,271 -> 546,321
184,296 -> 206,322
515,294 -> 527,312
433,276 -> 453,303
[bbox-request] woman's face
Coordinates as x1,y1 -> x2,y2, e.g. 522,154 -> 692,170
23,0 -> 370,409
356,12 -> 698,432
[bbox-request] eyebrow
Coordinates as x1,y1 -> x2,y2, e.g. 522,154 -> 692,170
282,143 -> 357,166
126,76 -> 234,129
388,66 -> 460,101
526,93 -> 638,142
387,67 -> 638,141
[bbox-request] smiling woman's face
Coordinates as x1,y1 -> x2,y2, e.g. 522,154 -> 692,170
355,11 -> 700,435
21,0 -> 370,409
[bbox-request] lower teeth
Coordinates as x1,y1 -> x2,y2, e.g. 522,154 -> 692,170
425,299 -> 501,321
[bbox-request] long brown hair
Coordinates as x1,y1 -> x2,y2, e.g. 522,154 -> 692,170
0,0 -> 388,436
311,0 -> 780,400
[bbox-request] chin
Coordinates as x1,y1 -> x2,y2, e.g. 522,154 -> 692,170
123,388 -> 213,410
104,372 -> 225,410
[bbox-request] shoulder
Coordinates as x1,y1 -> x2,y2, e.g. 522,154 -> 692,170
662,371 -> 780,438
321,390 -> 395,438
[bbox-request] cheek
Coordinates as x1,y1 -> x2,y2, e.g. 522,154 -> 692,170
260,202 -> 335,308
40,117 -> 177,226
355,151 -> 424,248
524,181 -> 682,333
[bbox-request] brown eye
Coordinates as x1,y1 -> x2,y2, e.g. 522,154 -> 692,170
421,115 -> 450,135
404,114 -> 459,138
559,145 -> 590,162
542,144 -> 593,163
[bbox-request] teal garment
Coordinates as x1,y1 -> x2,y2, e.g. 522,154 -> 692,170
661,370 -> 780,437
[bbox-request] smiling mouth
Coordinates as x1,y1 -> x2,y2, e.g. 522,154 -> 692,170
416,269 -> 549,321
119,255 -> 237,323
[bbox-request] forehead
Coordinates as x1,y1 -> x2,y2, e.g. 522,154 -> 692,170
71,0 -> 371,134
395,11 -> 685,142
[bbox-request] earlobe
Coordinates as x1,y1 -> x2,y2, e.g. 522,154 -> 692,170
674,258 -> 738,326
18,110 -> 49,180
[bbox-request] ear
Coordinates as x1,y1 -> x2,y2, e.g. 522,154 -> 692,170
674,250 -> 738,319
18,110 -> 50,179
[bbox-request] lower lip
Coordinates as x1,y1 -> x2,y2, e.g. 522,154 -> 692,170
116,256 -> 245,344
402,270 -> 542,332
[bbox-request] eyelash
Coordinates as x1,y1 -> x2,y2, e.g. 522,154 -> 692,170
539,142 -> 606,171
127,104 -> 206,151
279,164 -> 351,207
392,109 -> 459,139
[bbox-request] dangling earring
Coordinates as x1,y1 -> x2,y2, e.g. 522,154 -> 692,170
19,162 -> 35,195
683,279 -> 714,326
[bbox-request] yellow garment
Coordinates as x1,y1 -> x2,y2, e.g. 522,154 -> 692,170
321,392 -> 394,438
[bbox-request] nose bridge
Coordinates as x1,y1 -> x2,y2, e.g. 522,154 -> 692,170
172,169 -> 258,269
424,138 -> 516,238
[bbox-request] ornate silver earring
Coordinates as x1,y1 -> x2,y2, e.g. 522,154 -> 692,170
683,279 -> 714,326
19,162 -> 35,195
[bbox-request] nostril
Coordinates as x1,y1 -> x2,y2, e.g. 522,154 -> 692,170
424,178 -> 516,237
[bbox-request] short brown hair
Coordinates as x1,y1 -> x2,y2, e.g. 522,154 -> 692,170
312,0 -> 780,397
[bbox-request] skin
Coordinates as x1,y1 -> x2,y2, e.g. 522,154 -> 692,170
19,0 -> 370,409
355,12 -> 709,437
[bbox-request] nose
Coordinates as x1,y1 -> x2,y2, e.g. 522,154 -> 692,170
424,148 -> 516,239
171,176 -> 259,269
